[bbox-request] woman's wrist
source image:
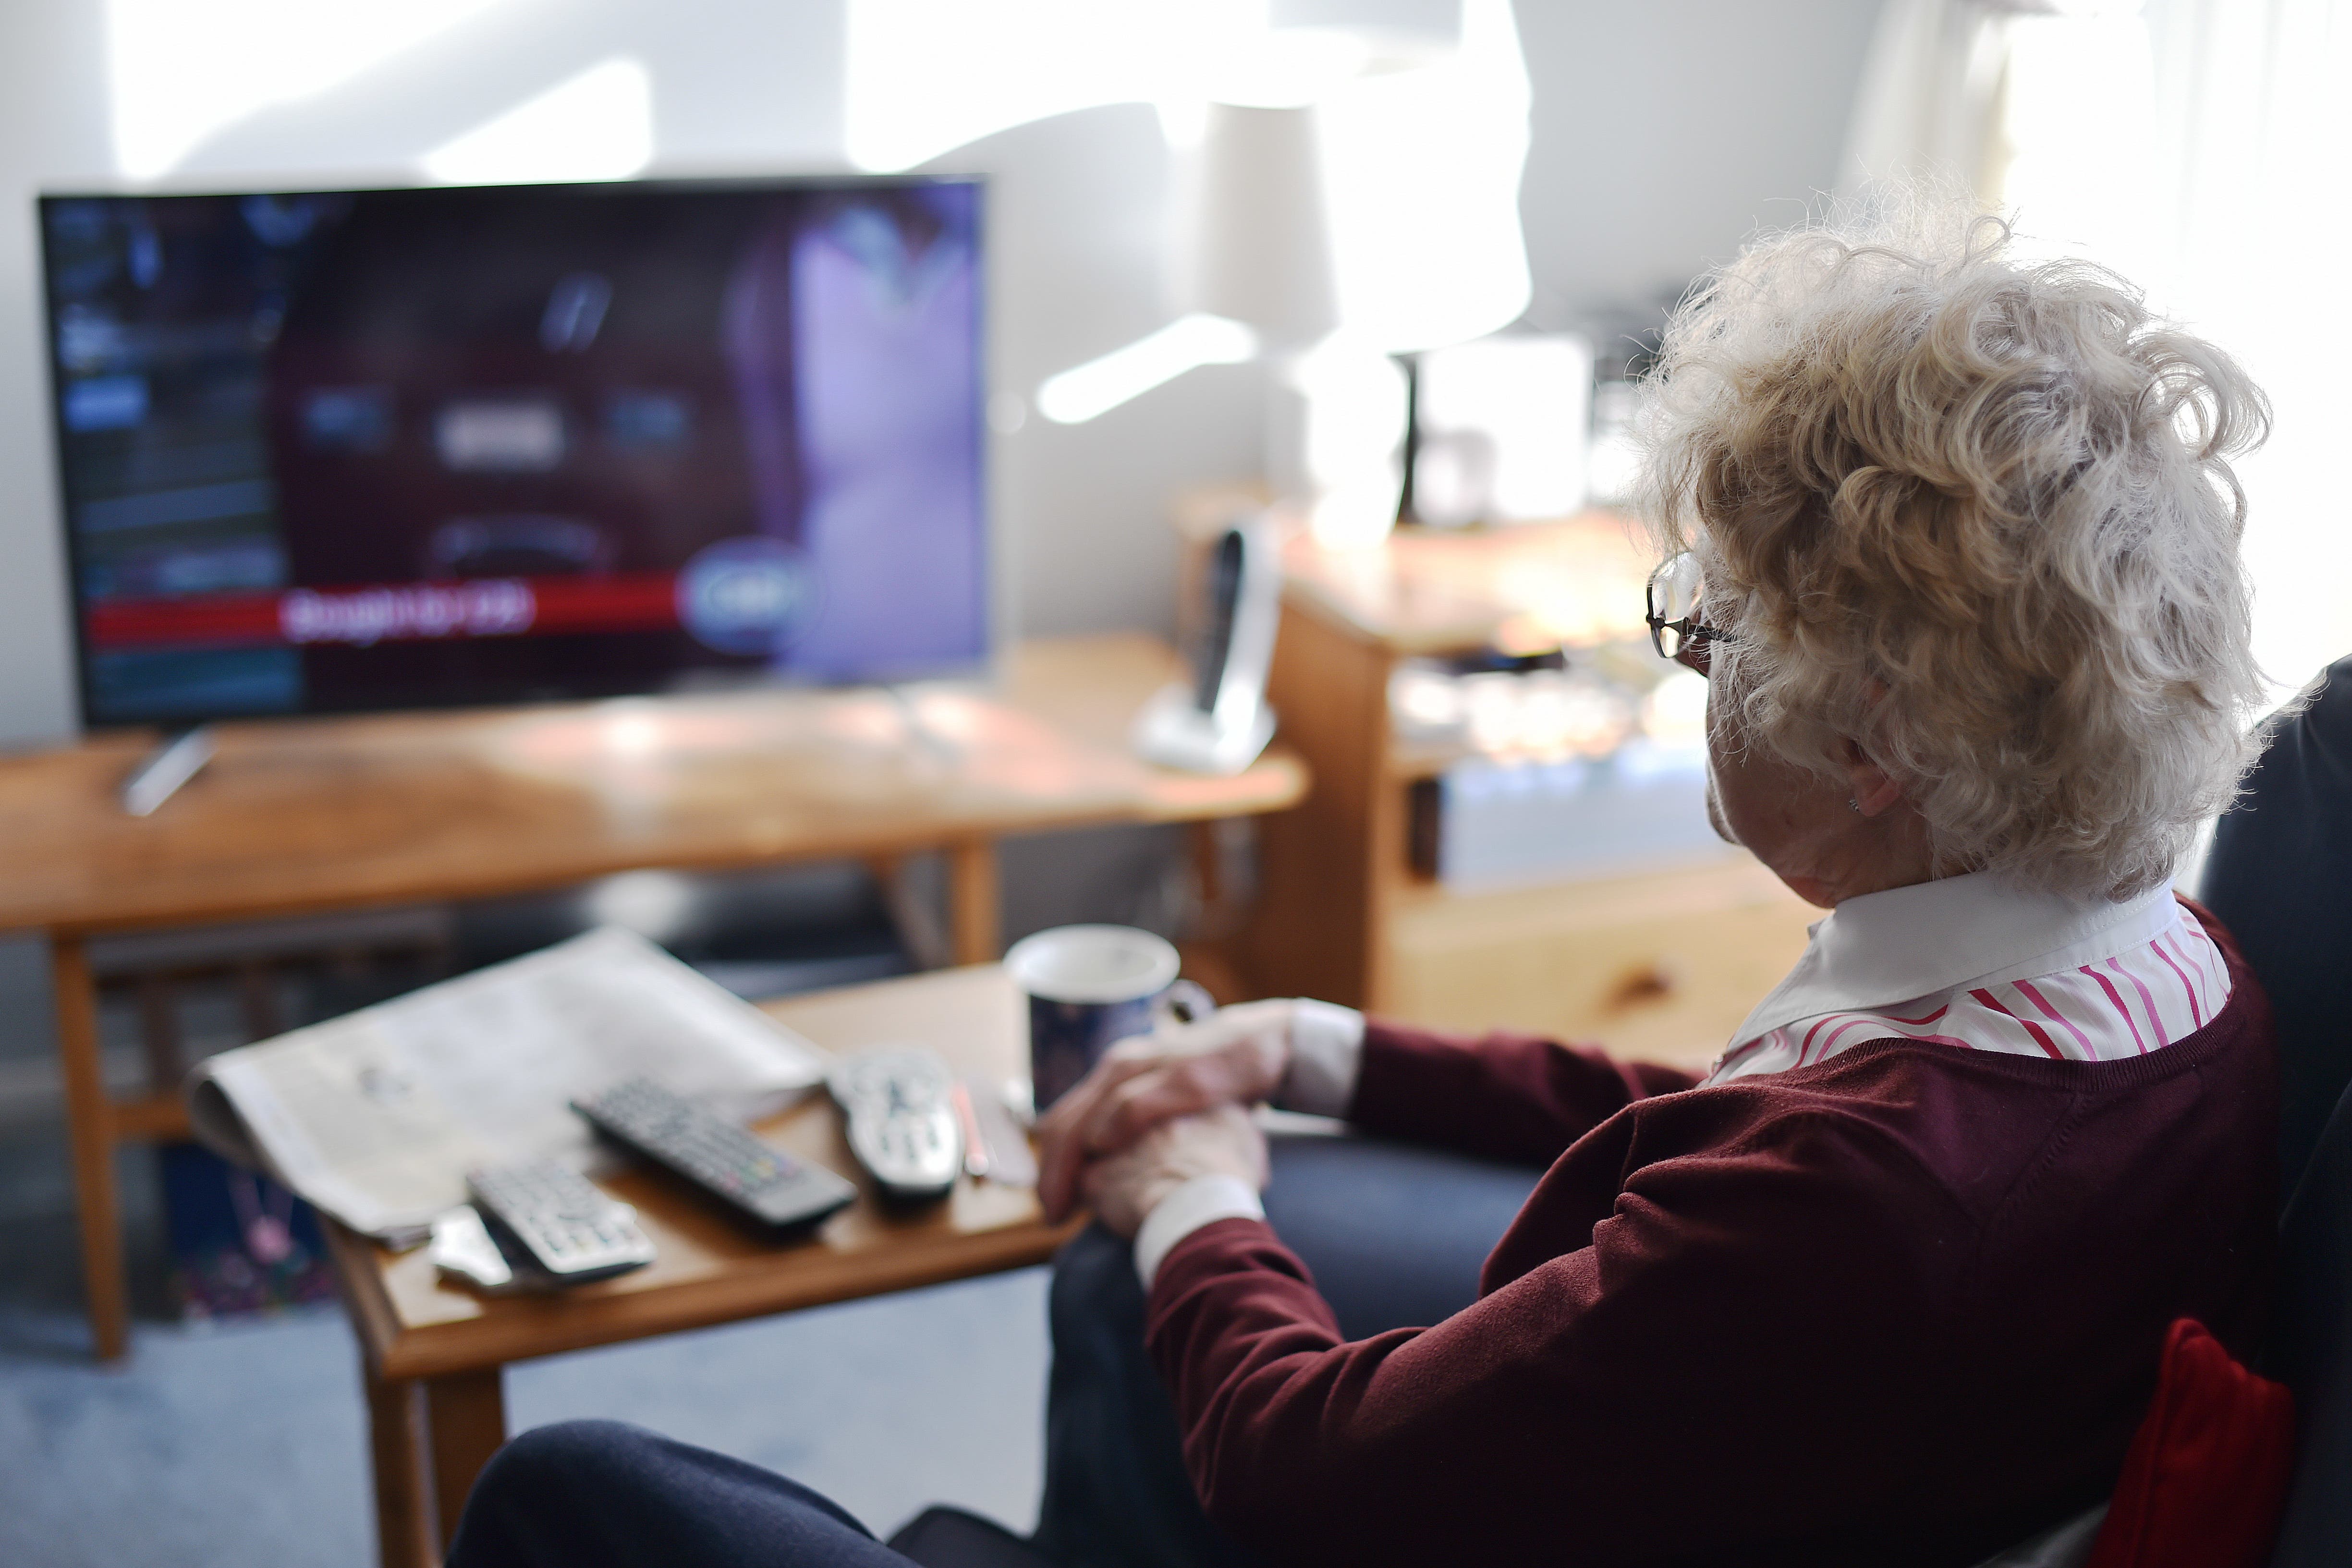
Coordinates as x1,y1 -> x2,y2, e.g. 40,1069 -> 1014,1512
1279,999 -> 1367,1118
1132,1173 -> 1267,1287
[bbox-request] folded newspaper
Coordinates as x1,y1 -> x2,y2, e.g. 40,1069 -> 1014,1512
186,927 -> 829,1246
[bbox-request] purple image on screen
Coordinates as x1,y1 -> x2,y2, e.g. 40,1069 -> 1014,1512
784,193 -> 982,679
40,178 -> 988,727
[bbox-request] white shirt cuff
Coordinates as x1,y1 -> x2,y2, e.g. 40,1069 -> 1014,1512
1133,1173 -> 1266,1289
1279,999 -> 1365,1118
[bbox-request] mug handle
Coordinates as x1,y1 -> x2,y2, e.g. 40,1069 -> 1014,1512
1155,979 -> 1217,1029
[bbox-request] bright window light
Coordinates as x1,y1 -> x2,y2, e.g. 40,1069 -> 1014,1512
420,58 -> 655,186
106,0 -> 509,180
1995,11 -> 2161,281
1035,314 -> 1257,425
844,0 -> 1269,172
1986,1 -> 2352,694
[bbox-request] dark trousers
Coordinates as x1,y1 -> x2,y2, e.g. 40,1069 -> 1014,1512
449,1134 -> 1540,1568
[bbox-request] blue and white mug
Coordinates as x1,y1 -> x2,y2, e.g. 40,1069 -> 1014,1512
1005,925 -> 1214,1113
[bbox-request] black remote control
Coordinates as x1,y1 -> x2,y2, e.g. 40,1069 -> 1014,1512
572,1077 -> 856,1232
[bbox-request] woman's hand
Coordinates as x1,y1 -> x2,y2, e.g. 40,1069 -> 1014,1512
1036,998 -> 1294,1222
1081,1103 -> 1269,1239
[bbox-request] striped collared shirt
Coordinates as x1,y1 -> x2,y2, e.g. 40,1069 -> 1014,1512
1705,872 -> 2230,1086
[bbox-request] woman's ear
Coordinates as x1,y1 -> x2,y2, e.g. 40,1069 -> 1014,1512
1839,737 -> 1906,818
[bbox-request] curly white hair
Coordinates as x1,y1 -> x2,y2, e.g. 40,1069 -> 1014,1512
1638,201 -> 2271,899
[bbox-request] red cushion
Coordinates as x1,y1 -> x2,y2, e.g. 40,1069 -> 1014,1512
2086,1318 -> 2296,1568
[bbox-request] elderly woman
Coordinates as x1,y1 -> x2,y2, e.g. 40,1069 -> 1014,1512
1023,211 -> 2278,1568
446,213 -> 2276,1568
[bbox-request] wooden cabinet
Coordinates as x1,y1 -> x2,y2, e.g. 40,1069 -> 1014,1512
1225,516 -> 1819,1075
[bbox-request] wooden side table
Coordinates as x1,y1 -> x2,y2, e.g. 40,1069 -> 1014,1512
0,634 -> 1303,1361
1231,517 -> 1819,1074
327,962 -> 1078,1568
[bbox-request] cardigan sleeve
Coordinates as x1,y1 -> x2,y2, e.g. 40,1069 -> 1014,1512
1143,1104 -> 1962,1567
1345,1018 -> 1702,1167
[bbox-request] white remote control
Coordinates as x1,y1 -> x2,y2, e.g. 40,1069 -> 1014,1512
828,1047 -> 963,1202
464,1159 -> 657,1283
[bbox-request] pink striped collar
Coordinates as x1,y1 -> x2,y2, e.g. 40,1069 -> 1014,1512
1726,873 -> 2183,1054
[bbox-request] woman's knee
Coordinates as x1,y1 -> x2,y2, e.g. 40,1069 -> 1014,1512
449,1420 -> 675,1568
472,1418 -> 663,1511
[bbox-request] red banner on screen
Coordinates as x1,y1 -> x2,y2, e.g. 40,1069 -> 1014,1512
85,572 -> 685,651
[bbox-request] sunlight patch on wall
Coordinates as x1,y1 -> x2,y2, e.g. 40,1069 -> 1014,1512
420,58 -> 656,186
106,0 -> 509,180
1036,314 -> 1257,425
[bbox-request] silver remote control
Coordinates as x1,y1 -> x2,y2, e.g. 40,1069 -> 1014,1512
464,1159 -> 657,1283
828,1047 -> 963,1202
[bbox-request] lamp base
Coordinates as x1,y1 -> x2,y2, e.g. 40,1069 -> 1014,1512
1267,334 -> 1409,549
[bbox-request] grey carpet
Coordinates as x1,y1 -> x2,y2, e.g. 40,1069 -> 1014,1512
0,1122 -> 1051,1567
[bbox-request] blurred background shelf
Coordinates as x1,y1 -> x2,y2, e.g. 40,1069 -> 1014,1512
1219,515 -> 1818,1075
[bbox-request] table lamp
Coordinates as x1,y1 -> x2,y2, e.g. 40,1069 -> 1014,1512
1037,2 -> 1533,547
1184,7 -> 1533,547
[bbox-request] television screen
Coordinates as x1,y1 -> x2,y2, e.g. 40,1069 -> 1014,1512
38,177 -> 987,728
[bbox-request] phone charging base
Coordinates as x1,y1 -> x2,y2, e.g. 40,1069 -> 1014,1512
1131,684 -> 1276,776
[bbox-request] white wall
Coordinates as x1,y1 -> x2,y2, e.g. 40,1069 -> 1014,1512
1515,0 -> 1881,323
0,3 -> 111,746
0,0 -> 1881,748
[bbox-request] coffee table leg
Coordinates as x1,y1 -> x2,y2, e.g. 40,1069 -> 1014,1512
424,1367 -> 508,1551
949,838 -> 1000,965
52,936 -> 128,1361
365,1367 -> 436,1568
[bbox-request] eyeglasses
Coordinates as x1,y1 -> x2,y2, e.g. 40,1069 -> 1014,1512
1644,552 -> 1733,677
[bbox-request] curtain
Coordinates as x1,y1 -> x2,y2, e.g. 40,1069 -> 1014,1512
2140,0 -> 2352,697
1835,0 -> 2014,201
1840,0 -> 2352,697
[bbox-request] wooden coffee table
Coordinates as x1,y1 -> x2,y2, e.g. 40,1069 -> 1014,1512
324,962 -> 1082,1568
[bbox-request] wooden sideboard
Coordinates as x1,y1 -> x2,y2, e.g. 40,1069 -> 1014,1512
1226,516 -> 1819,1074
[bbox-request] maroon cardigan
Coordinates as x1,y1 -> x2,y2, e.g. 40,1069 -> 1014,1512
1146,903 -> 2279,1567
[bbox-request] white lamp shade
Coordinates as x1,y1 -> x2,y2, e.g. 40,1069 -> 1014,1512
1181,6 -> 1533,355
1182,101 -> 1342,352
1318,29 -> 1533,352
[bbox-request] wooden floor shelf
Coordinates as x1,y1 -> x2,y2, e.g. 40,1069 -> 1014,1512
1223,517 -> 1817,1070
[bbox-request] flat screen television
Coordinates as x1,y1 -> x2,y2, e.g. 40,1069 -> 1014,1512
37,176 -> 988,729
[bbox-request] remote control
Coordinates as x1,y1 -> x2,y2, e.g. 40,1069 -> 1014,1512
463,1159 -> 657,1284
430,1205 -> 520,1293
828,1047 -> 963,1202
573,1077 -> 857,1231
